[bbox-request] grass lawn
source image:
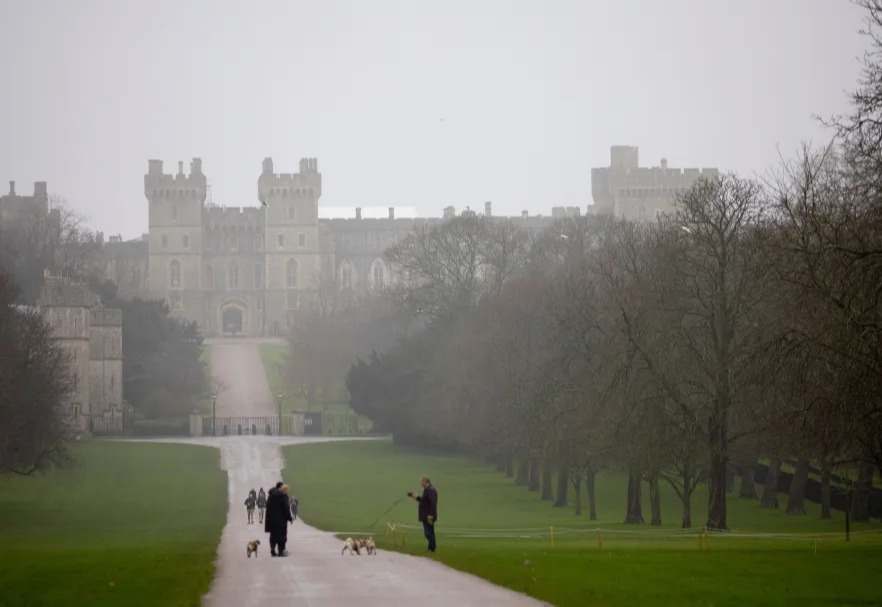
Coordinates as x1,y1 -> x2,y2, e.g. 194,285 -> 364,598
0,441 -> 227,607
283,440 -> 882,607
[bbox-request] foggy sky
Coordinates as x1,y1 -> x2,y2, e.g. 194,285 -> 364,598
0,0 -> 869,239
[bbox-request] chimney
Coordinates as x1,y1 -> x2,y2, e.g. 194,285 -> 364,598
521,210 -> 528,219
8,181 -> 14,195
661,158 -> 668,170
388,207 -> 395,219
484,201 -> 492,217
178,161 -> 184,175
355,207 -> 362,220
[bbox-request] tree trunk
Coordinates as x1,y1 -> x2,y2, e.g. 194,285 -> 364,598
586,469 -> 597,520
571,471 -> 582,515
528,458 -> 540,491
494,454 -> 505,472
554,463 -> 569,507
738,462 -> 757,498
624,470 -> 645,524
786,459 -> 809,515
851,462 -> 874,522
681,489 -> 693,529
820,461 -> 832,520
706,452 -> 728,530
515,457 -> 529,486
648,474 -> 662,526
541,461 -> 553,501
761,458 -> 780,509
505,455 -> 514,478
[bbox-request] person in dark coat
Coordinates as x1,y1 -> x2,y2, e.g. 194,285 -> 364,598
265,482 -> 293,556
256,488 -> 267,523
244,492 -> 256,524
408,475 -> 438,553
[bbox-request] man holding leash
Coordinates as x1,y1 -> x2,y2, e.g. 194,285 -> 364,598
265,482 -> 293,557
408,475 -> 438,553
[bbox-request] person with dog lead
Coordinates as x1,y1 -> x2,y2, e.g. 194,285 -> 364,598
265,483 -> 293,557
256,488 -> 267,523
408,475 -> 438,553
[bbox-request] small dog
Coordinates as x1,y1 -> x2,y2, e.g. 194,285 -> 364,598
247,540 -> 261,558
362,537 -> 377,555
342,537 -> 363,556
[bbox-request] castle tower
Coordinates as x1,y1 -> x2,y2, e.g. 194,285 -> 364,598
89,308 -> 123,417
145,159 -> 207,319
38,276 -> 98,430
258,157 -> 322,334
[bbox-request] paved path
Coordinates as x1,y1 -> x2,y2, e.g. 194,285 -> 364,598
195,339 -> 549,606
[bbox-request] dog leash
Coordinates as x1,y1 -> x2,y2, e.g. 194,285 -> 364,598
368,495 -> 407,529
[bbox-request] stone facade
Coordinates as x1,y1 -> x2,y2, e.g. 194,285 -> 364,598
590,145 -> 720,220
38,276 -> 123,431
0,180 -> 49,226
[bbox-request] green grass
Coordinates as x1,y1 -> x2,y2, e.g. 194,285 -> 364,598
0,441 -> 227,607
283,440 -> 882,607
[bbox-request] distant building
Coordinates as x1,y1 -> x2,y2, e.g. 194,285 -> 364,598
38,276 -> 123,433
0,179 -> 50,226
590,146 -> 720,221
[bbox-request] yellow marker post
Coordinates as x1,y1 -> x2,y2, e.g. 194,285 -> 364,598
550,526 -> 555,548
596,528 -> 603,550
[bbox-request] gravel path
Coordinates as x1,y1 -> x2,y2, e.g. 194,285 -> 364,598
193,339 -> 550,606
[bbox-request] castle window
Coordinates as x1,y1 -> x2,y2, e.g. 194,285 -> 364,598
182,234 -> 190,249
172,206 -> 178,221
204,265 -> 213,290
161,235 -> 168,250
227,262 -> 239,290
254,264 -> 263,289
286,291 -> 299,310
230,234 -> 238,251
255,235 -> 263,252
169,259 -> 182,289
277,234 -> 284,248
171,294 -> 183,311
286,259 -> 298,288
299,233 -> 306,248
288,207 -> 295,222
338,259 -> 355,291
370,258 -> 386,290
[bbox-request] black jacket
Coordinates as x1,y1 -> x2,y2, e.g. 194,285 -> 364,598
256,492 -> 267,508
264,487 -> 293,533
417,485 -> 438,523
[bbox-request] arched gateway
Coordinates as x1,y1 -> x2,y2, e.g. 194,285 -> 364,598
219,300 -> 248,336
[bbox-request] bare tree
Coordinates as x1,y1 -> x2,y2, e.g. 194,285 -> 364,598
0,268 -> 75,475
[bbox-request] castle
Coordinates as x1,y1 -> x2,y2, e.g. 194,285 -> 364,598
4,145 -> 718,340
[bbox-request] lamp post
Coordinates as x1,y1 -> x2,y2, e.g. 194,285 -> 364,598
277,394 -> 283,435
212,392 -> 218,437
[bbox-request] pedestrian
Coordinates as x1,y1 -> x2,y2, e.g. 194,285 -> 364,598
244,492 -> 256,525
407,475 -> 438,553
265,482 -> 293,557
290,495 -> 299,521
256,487 -> 267,524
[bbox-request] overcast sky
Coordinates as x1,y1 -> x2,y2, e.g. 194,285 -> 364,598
0,0 -> 869,239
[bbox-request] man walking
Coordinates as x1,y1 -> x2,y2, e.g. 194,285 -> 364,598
408,475 -> 438,553
265,482 -> 293,557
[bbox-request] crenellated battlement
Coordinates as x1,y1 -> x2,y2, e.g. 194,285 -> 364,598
257,157 -> 322,204
144,158 -> 208,202
204,205 -> 264,225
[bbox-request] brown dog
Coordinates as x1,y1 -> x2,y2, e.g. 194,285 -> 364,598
362,537 -> 377,555
247,539 -> 261,558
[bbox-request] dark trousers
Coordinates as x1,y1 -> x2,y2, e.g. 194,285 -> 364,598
422,521 -> 436,552
269,529 -> 288,554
